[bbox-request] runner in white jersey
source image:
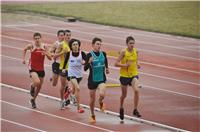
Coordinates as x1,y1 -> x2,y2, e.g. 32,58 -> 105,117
62,38 -> 86,113
49,30 -> 65,86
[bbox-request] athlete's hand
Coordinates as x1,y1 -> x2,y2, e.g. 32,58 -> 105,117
137,64 -> 141,69
81,60 -> 85,65
62,69 -> 66,73
106,68 -> 109,74
88,57 -> 93,64
126,61 -> 132,67
22,60 -> 26,64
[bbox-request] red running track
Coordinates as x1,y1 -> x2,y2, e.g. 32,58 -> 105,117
1,16 -> 200,132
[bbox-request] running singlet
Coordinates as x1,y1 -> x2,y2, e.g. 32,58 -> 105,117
29,45 -> 45,71
59,41 -> 70,70
90,51 -> 105,82
68,51 -> 83,78
120,48 -> 138,77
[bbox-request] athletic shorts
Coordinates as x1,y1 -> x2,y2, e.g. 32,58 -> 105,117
88,81 -> 105,90
119,76 -> 139,86
52,62 -> 60,74
68,76 -> 82,84
29,69 -> 45,78
59,69 -> 68,78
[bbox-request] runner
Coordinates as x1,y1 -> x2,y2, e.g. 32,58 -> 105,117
22,32 -> 52,109
53,30 -> 71,110
115,36 -> 142,120
49,30 -> 65,86
62,38 -> 86,113
84,37 -> 109,123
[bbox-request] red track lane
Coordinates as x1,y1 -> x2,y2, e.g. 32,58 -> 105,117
2,86 -> 173,132
2,19 -> 200,132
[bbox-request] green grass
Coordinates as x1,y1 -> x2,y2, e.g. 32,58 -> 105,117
2,1 -> 200,38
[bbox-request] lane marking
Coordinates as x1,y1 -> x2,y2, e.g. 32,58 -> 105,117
24,21 -> 200,45
2,45 -> 200,86
2,23 -> 39,27
39,24 -> 199,52
2,34 -> 200,74
1,118 -> 46,132
1,84 -> 189,132
1,55 -> 200,99
1,100 -> 114,132
3,26 -> 200,61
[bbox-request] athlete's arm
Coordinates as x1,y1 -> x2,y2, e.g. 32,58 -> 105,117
62,52 -> 70,70
84,53 -> 92,71
103,52 -> 109,74
22,44 -> 32,64
115,50 -> 130,67
136,50 -> 141,69
43,45 -> 52,60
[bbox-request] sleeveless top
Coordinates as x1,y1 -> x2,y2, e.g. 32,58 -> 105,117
29,44 -> 45,71
59,41 -> 70,70
120,48 -> 138,77
68,51 -> 83,78
90,51 -> 105,82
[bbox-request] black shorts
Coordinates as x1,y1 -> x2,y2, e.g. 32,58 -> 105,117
29,69 -> 45,78
119,76 -> 139,86
88,81 -> 105,90
52,62 -> 60,74
59,69 -> 68,77
68,76 -> 82,84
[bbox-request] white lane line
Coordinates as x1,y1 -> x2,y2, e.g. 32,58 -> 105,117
1,118 -> 46,132
25,21 -> 199,45
1,84 -> 189,132
1,100 -> 114,132
2,34 -> 200,74
2,23 -> 39,27
3,26 -> 200,61
39,24 -> 199,52
1,54 -> 200,99
2,44 -> 200,86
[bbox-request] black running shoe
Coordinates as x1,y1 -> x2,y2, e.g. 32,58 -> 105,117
64,99 -> 70,106
119,108 -> 124,120
133,109 -> 141,118
30,99 -> 36,109
30,85 -> 35,97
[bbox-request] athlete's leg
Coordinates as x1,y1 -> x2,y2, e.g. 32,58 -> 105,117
30,72 -> 40,98
131,77 -> 141,117
98,83 -> 106,111
120,85 -> 128,108
89,89 -> 96,116
70,79 -> 81,109
52,73 -> 59,86
33,77 -> 44,100
131,78 -> 140,109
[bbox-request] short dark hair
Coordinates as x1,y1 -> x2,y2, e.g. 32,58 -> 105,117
57,30 -> 65,36
33,32 -> 41,38
126,36 -> 135,44
68,38 -> 81,50
92,37 -> 102,44
65,30 -> 71,34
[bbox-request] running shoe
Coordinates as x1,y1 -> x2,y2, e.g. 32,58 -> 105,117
30,85 -> 35,97
89,115 -> 96,123
30,99 -> 36,109
133,109 -> 142,118
64,99 -> 70,106
77,108 -> 84,113
119,107 -> 124,120
60,100 -> 65,110
99,102 -> 106,112
70,94 -> 77,105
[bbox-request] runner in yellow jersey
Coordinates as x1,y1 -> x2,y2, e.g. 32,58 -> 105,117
54,30 -> 71,110
115,36 -> 141,120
